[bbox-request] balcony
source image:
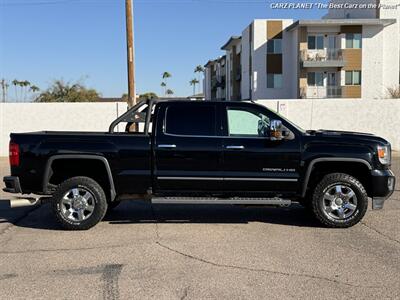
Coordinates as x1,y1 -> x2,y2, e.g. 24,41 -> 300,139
300,86 -> 342,99
300,49 -> 345,68
212,76 -> 226,90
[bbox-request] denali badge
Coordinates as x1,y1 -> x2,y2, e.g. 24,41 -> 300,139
263,168 -> 296,172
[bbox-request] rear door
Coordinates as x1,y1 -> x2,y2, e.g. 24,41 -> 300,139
154,102 -> 223,192
221,103 -> 301,195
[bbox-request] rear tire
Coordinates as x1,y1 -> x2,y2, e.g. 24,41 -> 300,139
51,176 -> 108,230
311,173 -> 368,228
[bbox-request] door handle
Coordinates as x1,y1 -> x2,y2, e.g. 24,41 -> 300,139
158,144 -> 177,149
225,145 -> 245,150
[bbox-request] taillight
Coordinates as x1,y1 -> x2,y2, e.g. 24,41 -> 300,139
9,142 -> 20,167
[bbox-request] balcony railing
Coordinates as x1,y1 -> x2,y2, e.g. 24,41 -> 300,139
300,86 -> 342,99
300,49 -> 345,67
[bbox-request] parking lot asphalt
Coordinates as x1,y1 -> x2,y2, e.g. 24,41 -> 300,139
0,156 -> 399,300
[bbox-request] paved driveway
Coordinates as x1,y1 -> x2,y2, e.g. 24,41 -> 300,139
0,156 -> 399,299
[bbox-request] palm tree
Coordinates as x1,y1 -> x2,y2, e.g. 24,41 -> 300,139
12,79 -> 19,101
161,82 -> 167,96
194,65 -> 204,94
190,78 -> 199,96
29,85 -> 40,100
166,89 -> 174,97
162,72 -> 171,81
30,85 -> 40,93
21,80 -> 31,100
162,72 -> 171,96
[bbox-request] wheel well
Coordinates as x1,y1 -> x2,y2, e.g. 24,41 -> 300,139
47,159 -> 112,200
305,161 -> 371,198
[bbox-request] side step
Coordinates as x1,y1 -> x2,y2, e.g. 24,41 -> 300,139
151,197 -> 291,206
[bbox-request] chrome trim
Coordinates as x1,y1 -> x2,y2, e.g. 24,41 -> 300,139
226,177 -> 298,182
158,176 -> 297,182
158,177 -> 224,181
162,131 -> 271,139
226,145 -> 245,150
158,144 -> 177,149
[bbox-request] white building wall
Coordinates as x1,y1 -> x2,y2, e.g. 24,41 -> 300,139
380,0 -> 400,85
382,22 -> 400,92
241,25 -> 251,100
252,20 -> 267,100
362,25 -> 385,99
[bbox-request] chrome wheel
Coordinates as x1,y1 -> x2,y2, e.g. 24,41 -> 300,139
60,188 -> 95,222
322,184 -> 358,220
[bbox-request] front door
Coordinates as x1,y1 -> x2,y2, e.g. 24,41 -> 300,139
221,103 -> 301,195
154,102 -> 223,193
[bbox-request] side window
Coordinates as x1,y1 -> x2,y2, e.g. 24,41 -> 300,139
165,104 -> 216,136
227,108 -> 270,137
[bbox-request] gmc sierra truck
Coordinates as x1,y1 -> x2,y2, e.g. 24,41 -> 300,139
3,100 -> 396,230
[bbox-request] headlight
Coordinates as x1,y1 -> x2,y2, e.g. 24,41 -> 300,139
377,145 -> 391,165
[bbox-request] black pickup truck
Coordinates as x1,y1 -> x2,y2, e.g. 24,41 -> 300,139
3,100 -> 395,230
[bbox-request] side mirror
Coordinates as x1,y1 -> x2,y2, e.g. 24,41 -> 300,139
270,119 -> 283,141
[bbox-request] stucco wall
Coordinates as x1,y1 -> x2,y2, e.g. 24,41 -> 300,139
258,98 -> 400,150
1,100 -> 400,157
0,102 -> 127,156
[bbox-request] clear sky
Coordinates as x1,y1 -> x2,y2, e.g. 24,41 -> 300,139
0,0 -> 329,99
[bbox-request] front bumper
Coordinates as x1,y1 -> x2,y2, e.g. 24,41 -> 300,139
370,169 -> 396,210
3,176 -> 22,194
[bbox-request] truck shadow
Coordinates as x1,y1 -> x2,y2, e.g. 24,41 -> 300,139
0,200 -> 322,230
105,201 -> 322,228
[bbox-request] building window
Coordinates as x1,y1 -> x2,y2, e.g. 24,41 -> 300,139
308,35 -> 324,50
267,39 -> 282,54
345,33 -> 362,49
307,72 -> 324,86
267,74 -> 283,88
345,71 -> 361,85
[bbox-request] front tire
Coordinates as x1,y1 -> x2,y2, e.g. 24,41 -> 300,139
52,176 -> 108,230
311,173 -> 368,228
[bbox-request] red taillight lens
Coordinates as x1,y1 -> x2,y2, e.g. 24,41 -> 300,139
9,142 -> 20,167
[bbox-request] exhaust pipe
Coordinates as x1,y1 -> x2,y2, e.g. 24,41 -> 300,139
9,197 -> 42,208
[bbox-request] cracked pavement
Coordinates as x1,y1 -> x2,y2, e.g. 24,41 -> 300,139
0,156 -> 399,299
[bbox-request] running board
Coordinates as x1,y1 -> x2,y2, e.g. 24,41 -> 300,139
151,197 -> 291,206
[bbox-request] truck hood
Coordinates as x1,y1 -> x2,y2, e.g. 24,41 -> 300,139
306,129 -> 389,146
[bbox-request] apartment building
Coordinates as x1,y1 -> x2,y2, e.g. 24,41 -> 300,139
220,36 -> 242,100
204,56 -> 227,100
204,1 -> 399,100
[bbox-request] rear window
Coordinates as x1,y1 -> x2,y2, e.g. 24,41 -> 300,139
165,104 -> 217,136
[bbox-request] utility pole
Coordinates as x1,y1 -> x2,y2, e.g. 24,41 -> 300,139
125,0 -> 136,108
